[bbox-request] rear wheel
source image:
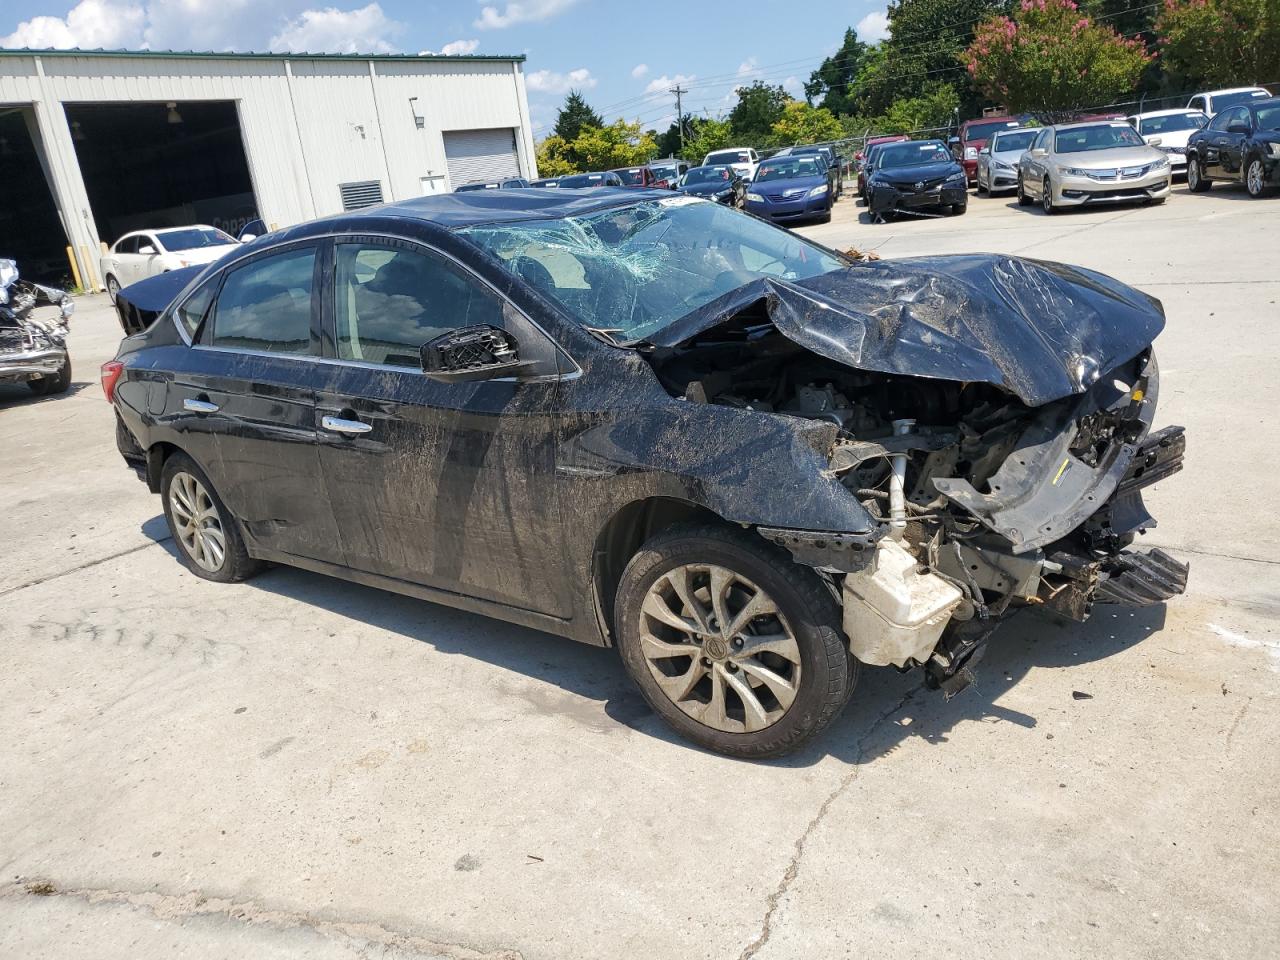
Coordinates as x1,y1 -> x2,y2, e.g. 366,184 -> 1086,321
1246,158 -> 1268,197
160,452 -> 262,583
614,524 -> 856,759
1187,155 -> 1210,192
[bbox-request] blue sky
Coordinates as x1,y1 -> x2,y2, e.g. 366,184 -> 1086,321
1,0 -> 892,137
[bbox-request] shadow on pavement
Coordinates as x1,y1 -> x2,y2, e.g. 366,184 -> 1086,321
219,532 -> 1169,767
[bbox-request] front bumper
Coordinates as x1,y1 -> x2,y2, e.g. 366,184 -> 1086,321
868,180 -> 968,215
1054,169 -> 1171,206
745,193 -> 830,222
0,346 -> 66,382
987,165 -> 1019,192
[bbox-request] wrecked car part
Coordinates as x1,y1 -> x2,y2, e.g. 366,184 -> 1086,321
843,538 -> 964,668
888,418 -> 915,538
1094,547 -> 1189,605
0,259 -> 73,394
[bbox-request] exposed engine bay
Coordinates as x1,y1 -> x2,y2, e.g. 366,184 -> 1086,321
0,258 -> 73,392
645,305 -> 1187,695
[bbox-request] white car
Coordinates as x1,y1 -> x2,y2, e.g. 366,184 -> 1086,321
975,127 -> 1040,195
1127,109 -> 1209,175
1186,87 -> 1271,118
101,225 -> 240,301
702,147 -> 759,181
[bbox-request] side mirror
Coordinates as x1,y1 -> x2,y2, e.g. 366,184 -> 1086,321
1147,137 -> 1163,147
138,244 -> 157,256
979,146 -> 990,156
947,136 -> 960,145
421,324 -> 530,383
1031,147 -> 1048,158
240,234 -> 257,242
1227,123 -> 1251,135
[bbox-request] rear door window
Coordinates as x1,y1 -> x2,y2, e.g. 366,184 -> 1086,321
210,247 -> 317,354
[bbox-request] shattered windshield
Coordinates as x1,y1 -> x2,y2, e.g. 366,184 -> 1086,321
457,196 -> 847,342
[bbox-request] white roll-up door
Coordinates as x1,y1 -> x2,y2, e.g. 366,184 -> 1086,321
443,128 -> 521,188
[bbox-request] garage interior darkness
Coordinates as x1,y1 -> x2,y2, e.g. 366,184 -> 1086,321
63,100 -> 259,251
0,106 -> 71,286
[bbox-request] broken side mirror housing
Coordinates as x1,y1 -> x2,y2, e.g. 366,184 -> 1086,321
421,324 -> 533,383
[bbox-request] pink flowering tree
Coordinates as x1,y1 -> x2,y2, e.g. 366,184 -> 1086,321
963,0 -> 1152,122
1156,0 -> 1280,88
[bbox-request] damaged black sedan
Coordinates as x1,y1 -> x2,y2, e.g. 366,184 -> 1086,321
106,188 -> 1186,758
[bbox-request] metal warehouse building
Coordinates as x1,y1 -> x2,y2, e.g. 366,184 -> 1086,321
0,48 -> 536,288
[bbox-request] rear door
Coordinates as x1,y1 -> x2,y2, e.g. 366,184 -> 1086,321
173,242 -> 344,564
314,237 -> 571,616
1218,107 -> 1251,179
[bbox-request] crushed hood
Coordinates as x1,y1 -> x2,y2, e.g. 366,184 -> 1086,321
645,253 -> 1165,407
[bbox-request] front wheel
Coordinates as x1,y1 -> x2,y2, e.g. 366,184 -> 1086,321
105,275 -> 121,303
27,355 -> 71,395
1017,176 -> 1032,206
1187,156 -> 1210,192
1042,177 -> 1057,214
614,524 -> 856,759
1246,158 -> 1268,197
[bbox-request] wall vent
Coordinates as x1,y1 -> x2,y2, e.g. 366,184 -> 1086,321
339,180 -> 384,210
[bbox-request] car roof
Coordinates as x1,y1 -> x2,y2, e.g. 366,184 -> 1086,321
1200,86 -> 1270,95
1131,108 -> 1207,118
294,186 -> 671,229
1050,119 -> 1136,131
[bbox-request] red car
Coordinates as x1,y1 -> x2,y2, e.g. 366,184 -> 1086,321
611,166 -> 661,188
953,116 -> 1029,183
855,135 -> 909,197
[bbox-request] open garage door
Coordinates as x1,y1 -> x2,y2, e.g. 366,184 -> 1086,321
443,128 -> 521,189
0,106 -> 71,286
63,101 -> 259,250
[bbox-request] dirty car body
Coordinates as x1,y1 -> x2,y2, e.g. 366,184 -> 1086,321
107,187 -> 1187,757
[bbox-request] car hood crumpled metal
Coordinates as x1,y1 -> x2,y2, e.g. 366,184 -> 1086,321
644,253 -> 1165,407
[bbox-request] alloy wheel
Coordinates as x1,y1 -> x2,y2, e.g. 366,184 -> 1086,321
1042,178 -> 1054,214
106,276 -> 120,302
169,471 -> 227,572
1247,159 -> 1265,197
1187,159 -> 1200,191
638,564 -> 802,733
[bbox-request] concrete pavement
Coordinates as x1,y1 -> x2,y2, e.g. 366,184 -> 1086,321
2,186 -> 1277,960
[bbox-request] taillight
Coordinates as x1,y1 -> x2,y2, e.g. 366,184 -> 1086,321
100,360 -> 123,403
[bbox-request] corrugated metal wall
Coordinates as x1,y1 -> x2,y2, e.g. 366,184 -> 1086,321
0,52 -> 533,289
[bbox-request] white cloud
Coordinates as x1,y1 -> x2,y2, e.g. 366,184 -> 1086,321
2,0 -> 145,50
736,57 -> 760,79
631,62 -> 648,78
526,66 -> 596,94
857,10 -> 890,42
782,75 -> 803,98
644,72 -> 693,95
269,3 -> 401,54
440,38 -> 479,55
474,0 -> 582,29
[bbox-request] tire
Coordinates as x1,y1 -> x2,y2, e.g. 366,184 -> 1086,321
160,452 -> 262,583
1246,157 -> 1268,197
613,523 -> 857,759
105,275 -> 121,303
950,203 -> 967,216
976,171 -> 987,196
1187,155 -> 1210,193
1042,177 -> 1057,214
1017,176 -> 1032,206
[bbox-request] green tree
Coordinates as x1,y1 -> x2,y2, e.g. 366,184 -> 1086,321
841,82 -> 961,135
728,81 -> 794,145
553,90 -> 604,142
768,102 -> 845,146
654,115 -> 693,158
570,120 -> 658,170
964,0 -> 1151,122
682,116 -> 735,163
535,135 -> 578,176
1156,0 -> 1280,88
804,28 -> 871,115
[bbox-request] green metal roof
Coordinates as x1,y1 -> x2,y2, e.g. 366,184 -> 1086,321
0,47 -> 525,64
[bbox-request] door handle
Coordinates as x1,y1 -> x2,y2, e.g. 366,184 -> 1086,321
322,415 -> 373,435
183,397 -> 219,414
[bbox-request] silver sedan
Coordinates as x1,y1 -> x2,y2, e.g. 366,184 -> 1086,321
1017,121 -> 1172,214
976,128 -> 1040,195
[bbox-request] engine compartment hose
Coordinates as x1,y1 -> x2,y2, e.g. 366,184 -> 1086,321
888,418 -> 916,539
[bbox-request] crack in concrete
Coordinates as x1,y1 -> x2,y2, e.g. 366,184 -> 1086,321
0,537 -> 170,599
736,684 -> 922,960
1,878 -> 523,960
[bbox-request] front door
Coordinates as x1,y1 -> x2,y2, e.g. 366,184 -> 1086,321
314,237 -> 571,617
1218,107 -> 1251,180
1201,108 -> 1240,179
175,241 -> 344,564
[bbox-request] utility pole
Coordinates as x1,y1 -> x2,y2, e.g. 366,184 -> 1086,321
671,84 -> 688,152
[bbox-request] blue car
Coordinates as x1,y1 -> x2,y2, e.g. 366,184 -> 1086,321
744,156 -> 832,224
